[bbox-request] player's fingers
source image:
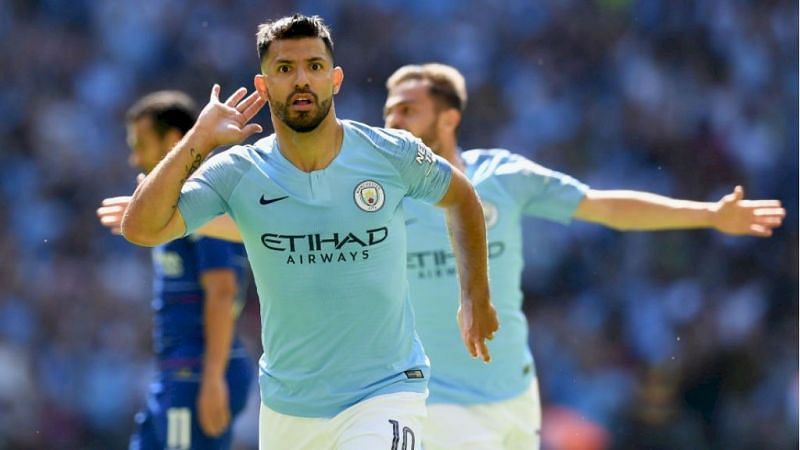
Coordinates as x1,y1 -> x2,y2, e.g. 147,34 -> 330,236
755,216 -> 784,227
100,215 -> 122,226
463,335 -> 478,358
97,206 -> 124,218
101,196 -> 132,206
210,84 -> 221,102
476,339 -> 491,363
241,95 -> 267,122
749,224 -> 772,237
742,200 -> 782,208
240,123 -> 264,140
111,227 -> 122,235
236,91 -> 261,113
225,87 -> 248,107
753,208 -> 786,217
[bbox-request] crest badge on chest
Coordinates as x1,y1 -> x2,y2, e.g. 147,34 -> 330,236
481,200 -> 499,228
354,180 -> 385,212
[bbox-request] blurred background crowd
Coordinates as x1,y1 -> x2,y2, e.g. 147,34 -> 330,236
0,0 -> 796,449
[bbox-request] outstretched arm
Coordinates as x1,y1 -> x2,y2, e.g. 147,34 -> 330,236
573,186 -> 785,237
121,85 -> 265,246
436,168 -> 499,363
98,196 -> 243,242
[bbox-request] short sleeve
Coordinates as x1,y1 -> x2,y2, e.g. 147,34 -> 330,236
178,147 -> 250,235
496,154 -> 589,223
396,138 -> 453,204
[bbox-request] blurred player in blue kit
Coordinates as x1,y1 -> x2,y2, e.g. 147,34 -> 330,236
119,15 -> 498,450
97,91 -> 253,450
383,63 -> 785,450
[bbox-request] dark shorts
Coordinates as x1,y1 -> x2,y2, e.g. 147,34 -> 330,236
130,357 -> 253,450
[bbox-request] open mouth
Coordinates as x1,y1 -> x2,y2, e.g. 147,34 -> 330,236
291,94 -> 315,110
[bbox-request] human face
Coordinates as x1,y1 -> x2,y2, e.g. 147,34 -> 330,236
126,117 -> 172,174
257,38 -> 341,133
384,79 -> 442,152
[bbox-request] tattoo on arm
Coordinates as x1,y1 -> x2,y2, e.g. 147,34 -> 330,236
174,148 -> 204,211
179,148 -> 204,185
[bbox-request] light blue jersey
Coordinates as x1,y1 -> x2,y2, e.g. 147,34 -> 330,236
178,120 -> 452,418
404,148 -> 588,405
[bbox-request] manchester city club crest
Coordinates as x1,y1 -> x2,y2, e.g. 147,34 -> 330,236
481,201 -> 499,228
354,180 -> 385,212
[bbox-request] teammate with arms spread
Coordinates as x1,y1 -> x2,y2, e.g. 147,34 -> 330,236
97,91 -> 253,450
120,16 -> 498,450
382,63 -> 785,450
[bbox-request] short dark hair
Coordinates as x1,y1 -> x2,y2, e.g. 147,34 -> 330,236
125,91 -> 197,136
386,63 -> 467,112
256,14 -> 335,64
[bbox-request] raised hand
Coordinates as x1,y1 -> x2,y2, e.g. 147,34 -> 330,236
97,196 -> 132,235
458,300 -> 499,363
712,185 -> 785,237
193,84 -> 267,150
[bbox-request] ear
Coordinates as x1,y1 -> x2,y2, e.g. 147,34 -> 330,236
163,128 -> 183,148
254,74 -> 270,101
332,66 -> 344,95
439,109 -> 461,133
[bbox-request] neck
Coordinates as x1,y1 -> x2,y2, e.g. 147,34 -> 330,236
432,133 -> 464,172
272,108 -> 343,172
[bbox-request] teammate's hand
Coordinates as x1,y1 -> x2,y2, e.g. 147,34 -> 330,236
96,196 -> 132,235
192,84 -> 267,150
457,300 -> 499,363
711,186 -> 785,237
197,376 -> 231,437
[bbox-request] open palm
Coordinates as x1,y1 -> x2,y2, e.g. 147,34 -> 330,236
712,186 -> 785,237
194,84 -> 267,148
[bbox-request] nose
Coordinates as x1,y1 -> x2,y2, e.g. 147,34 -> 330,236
385,112 -> 402,129
294,67 -> 310,88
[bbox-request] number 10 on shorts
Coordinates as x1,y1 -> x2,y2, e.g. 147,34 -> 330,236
389,419 -> 415,450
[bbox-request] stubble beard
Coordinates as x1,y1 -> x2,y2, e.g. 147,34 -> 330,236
273,94 -> 333,133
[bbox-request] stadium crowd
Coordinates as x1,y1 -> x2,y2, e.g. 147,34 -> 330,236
0,0 -> 796,448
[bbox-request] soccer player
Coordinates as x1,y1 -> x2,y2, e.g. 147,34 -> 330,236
382,63 -> 786,450
97,91 -> 253,450
120,15 -> 498,450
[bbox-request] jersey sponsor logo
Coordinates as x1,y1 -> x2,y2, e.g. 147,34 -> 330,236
261,227 -> 388,265
259,194 -> 289,205
481,201 -> 499,228
354,180 -> 385,212
407,241 -> 505,279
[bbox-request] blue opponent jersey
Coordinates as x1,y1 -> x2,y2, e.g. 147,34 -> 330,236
404,148 -> 588,405
151,236 -> 250,370
178,120 -> 453,418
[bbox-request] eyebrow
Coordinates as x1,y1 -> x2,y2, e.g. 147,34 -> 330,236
274,57 -> 327,65
384,98 -> 415,113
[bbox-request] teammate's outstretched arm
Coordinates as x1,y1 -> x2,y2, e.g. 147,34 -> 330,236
573,186 -> 785,237
122,85 -> 265,247
436,168 -> 499,363
99,196 -> 243,242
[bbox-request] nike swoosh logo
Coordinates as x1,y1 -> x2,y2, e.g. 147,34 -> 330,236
405,218 -> 418,226
259,195 -> 289,205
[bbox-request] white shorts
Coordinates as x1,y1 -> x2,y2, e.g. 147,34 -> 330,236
424,380 -> 541,450
259,391 -> 427,450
